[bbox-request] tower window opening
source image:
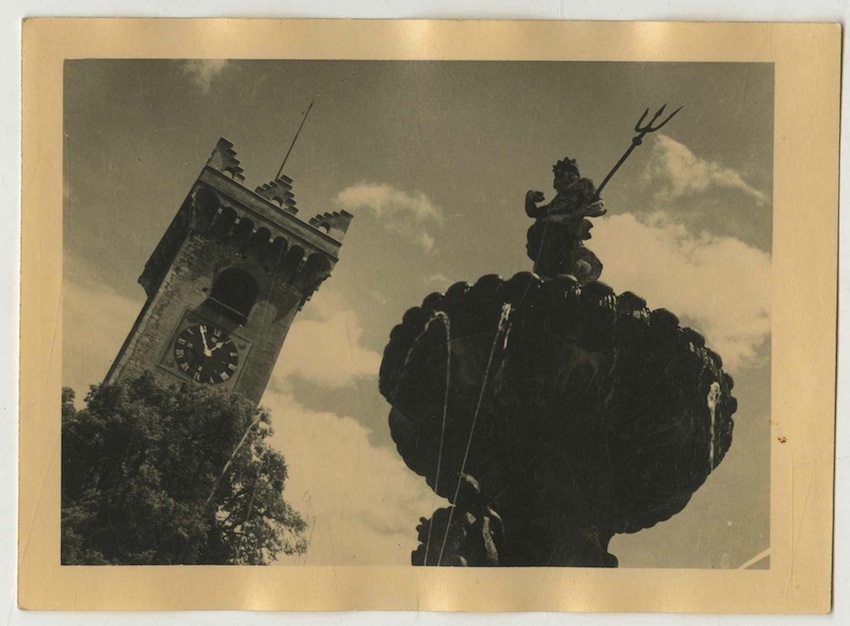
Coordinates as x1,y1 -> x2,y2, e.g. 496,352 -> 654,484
206,268 -> 258,325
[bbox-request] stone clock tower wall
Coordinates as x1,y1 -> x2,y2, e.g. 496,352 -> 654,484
105,138 -> 352,405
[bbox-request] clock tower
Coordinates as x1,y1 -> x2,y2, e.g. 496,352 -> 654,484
105,138 -> 352,405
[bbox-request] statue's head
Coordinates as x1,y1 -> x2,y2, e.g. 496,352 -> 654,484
553,157 -> 581,190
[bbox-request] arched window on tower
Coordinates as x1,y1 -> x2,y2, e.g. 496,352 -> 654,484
206,268 -> 258,325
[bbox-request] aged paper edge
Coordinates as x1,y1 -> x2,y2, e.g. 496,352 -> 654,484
19,18 -> 840,613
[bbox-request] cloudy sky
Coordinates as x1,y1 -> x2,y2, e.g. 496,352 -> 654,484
63,59 -> 772,569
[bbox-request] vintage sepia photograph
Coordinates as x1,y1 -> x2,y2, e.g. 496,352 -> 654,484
61,59 -> 772,569
19,19 -> 839,613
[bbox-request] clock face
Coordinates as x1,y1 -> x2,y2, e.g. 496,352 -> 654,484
173,323 -> 239,385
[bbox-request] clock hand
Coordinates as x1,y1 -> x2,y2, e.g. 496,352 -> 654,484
199,327 -> 213,357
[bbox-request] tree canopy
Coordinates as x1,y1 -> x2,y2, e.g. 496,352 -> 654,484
61,372 -> 307,565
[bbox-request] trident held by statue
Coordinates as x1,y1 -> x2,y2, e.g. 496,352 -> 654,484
594,103 -> 682,199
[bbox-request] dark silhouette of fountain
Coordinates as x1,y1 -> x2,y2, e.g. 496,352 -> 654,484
379,154 -> 738,567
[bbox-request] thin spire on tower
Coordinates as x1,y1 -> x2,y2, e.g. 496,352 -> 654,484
276,100 -> 314,180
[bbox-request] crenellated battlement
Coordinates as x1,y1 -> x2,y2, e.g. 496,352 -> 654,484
206,138 -> 245,182
308,210 -> 353,242
255,176 -> 298,214
202,138 -> 351,246
140,138 -> 349,302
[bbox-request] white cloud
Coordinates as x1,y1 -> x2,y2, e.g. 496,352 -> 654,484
336,183 -> 443,223
419,232 -> 436,255
181,60 -> 229,93
591,212 -> 771,372
335,183 -> 444,254
273,286 -> 382,388
647,135 -> 769,205
62,271 -> 145,401
425,272 -> 453,288
266,391 -> 440,565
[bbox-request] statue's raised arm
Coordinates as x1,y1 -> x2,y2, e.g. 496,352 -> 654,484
525,190 -> 547,218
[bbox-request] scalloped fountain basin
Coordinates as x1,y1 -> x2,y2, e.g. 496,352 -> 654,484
379,272 -> 737,567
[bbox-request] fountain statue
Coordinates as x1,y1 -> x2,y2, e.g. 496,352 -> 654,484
379,106 -> 738,567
